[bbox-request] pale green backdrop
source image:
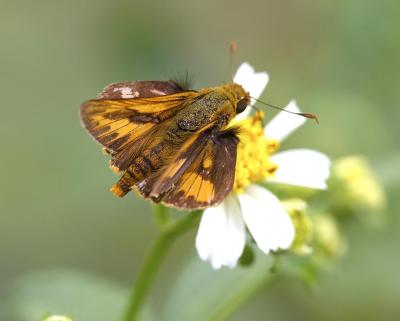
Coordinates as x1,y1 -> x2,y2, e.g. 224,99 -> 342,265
1,0 -> 399,320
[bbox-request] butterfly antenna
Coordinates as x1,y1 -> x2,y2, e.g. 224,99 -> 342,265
230,40 -> 237,81
251,96 -> 319,124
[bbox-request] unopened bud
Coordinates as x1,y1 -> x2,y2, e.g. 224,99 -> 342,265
283,199 -> 313,256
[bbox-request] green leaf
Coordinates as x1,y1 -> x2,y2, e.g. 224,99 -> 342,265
161,253 -> 275,321
2,270 -> 154,321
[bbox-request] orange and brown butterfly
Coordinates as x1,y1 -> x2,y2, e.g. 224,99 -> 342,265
80,78 -> 251,210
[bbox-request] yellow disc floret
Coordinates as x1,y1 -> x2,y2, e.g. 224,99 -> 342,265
232,112 -> 279,193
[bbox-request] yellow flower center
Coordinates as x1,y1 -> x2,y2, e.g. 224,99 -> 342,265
232,112 -> 279,193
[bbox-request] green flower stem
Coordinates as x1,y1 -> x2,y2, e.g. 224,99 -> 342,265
207,271 -> 275,321
153,204 -> 171,228
122,208 -> 201,321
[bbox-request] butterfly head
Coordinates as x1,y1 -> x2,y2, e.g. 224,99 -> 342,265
223,82 -> 251,115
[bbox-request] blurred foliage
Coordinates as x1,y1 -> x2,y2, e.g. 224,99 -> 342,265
1,0 -> 399,320
161,254 -> 274,321
0,270 -> 153,321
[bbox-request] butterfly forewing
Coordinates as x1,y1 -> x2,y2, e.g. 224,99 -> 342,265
80,87 -> 195,155
98,81 -> 185,99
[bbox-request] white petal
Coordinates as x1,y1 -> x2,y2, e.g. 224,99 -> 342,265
195,195 -> 246,269
264,100 -> 306,141
233,62 -> 269,121
238,185 -> 295,254
269,149 -> 331,189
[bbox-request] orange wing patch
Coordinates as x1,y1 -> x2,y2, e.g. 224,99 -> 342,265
179,172 -> 215,203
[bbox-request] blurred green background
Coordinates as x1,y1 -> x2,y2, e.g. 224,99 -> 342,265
1,0 -> 399,320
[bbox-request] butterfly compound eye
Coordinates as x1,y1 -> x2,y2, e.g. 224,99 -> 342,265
236,98 -> 248,114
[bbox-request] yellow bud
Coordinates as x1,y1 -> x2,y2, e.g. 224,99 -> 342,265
312,214 -> 345,261
283,199 -> 313,255
329,155 -> 386,220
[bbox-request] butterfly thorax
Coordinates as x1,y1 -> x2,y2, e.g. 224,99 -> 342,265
174,89 -> 234,131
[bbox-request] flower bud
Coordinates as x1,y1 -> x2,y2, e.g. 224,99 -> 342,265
329,156 -> 386,221
282,199 -> 313,256
312,214 -> 345,261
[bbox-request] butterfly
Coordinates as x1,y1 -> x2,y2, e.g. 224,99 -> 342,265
80,79 -> 251,210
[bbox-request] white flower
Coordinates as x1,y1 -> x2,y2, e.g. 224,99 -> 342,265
195,62 -> 331,269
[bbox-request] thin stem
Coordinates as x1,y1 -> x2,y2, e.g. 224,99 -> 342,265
121,209 -> 201,321
153,204 -> 170,228
207,272 -> 274,321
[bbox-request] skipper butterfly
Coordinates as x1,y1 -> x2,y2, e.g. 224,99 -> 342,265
80,79 -> 250,209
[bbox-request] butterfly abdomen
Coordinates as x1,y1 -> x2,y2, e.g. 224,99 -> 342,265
110,156 -> 155,197
110,142 -> 170,197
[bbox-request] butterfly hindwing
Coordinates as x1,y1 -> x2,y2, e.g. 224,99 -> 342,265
135,125 -> 239,209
